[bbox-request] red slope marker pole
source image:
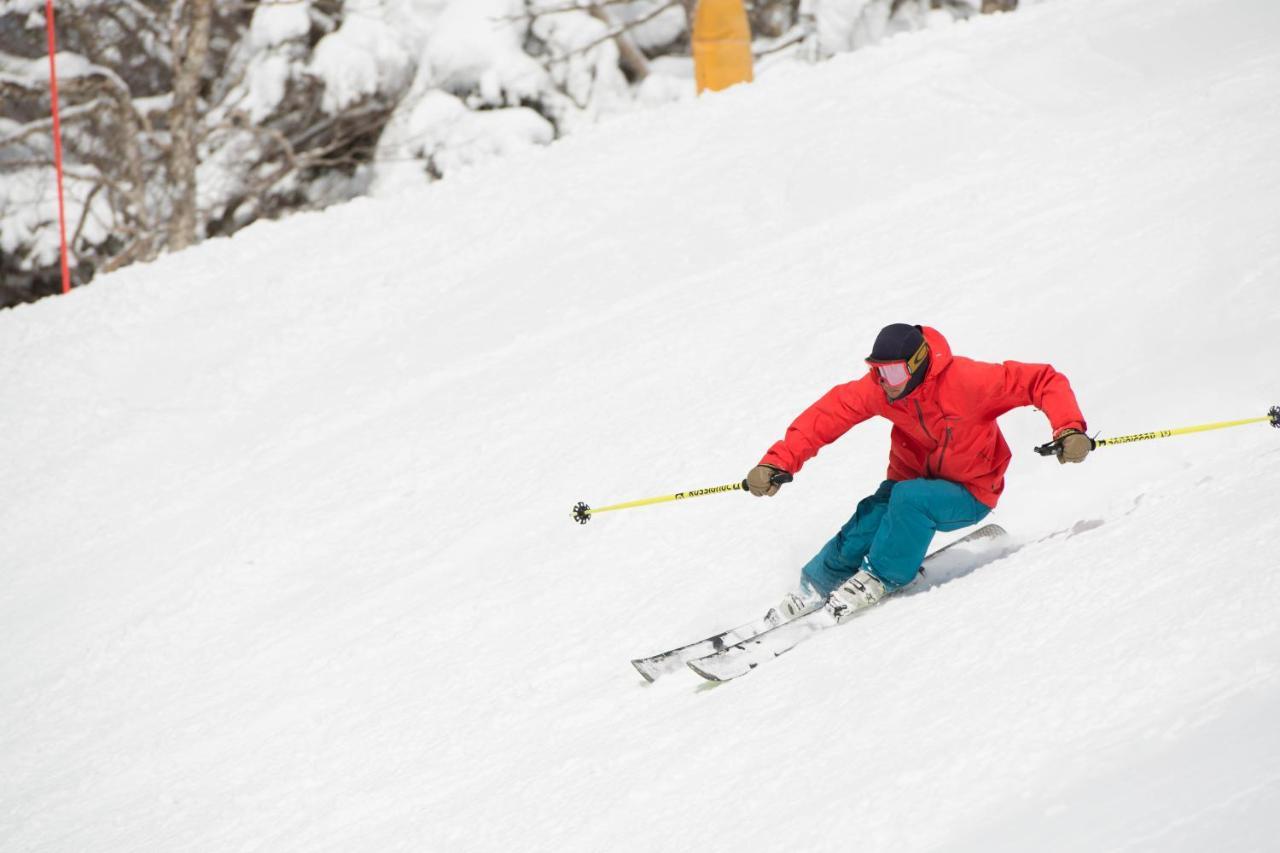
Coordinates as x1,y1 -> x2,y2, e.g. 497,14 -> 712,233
45,0 -> 71,295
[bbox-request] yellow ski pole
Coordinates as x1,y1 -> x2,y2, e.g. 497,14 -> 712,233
573,471 -> 793,524
1035,406 -> 1280,458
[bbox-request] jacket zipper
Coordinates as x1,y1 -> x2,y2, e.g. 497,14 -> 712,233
912,400 -> 952,479
938,427 -> 952,479
913,400 -> 938,477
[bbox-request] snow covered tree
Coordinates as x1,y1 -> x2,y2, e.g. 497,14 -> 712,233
0,0 -> 415,302
0,0 -> 1029,307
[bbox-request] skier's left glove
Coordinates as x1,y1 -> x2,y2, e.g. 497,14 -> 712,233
1054,428 -> 1092,465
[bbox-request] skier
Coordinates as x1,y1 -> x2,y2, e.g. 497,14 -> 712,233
746,323 -> 1090,622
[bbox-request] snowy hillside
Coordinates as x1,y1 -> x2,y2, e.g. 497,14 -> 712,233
4,0 -> 1280,850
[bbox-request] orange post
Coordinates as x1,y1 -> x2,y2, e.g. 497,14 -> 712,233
692,0 -> 754,94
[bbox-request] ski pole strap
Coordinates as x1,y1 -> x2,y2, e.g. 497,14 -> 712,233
573,471 -> 793,524
1035,407 -> 1280,457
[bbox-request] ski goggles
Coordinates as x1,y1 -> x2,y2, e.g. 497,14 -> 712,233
870,360 -> 912,385
867,339 -> 929,385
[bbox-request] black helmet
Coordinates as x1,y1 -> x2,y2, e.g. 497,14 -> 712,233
866,323 -> 930,397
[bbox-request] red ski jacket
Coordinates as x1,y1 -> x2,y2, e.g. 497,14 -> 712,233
760,327 -> 1086,508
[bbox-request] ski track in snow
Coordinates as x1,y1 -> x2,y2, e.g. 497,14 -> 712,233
3,0 -> 1280,850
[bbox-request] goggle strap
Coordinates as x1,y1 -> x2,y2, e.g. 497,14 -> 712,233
906,339 -> 929,373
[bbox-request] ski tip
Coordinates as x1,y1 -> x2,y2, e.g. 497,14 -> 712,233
686,661 -> 726,682
687,656 -> 753,682
631,659 -> 659,683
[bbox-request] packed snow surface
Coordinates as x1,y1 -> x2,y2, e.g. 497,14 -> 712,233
3,0 -> 1280,850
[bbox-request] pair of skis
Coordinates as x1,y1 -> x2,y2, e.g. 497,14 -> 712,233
632,523 -> 1008,683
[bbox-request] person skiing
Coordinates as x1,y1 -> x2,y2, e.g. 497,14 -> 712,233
746,323 -> 1091,622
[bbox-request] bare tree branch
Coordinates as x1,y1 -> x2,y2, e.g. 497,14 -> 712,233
503,0 -> 637,19
586,4 -> 650,82
70,180 -> 105,253
754,28 -> 805,60
0,98 -> 109,151
545,0 -> 680,67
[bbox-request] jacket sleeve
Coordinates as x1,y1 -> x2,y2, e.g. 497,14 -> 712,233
759,378 -> 877,474
972,359 -> 1087,436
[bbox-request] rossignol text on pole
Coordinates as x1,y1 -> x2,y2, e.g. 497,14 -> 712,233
573,471 -> 793,524
1035,406 -> 1280,459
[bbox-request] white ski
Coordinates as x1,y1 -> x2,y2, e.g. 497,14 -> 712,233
686,523 -> 1008,682
631,603 -> 823,682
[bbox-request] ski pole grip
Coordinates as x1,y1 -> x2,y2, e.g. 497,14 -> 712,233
1035,433 -> 1098,458
739,470 -> 794,490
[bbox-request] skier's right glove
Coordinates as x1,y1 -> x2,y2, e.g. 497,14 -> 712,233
746,464 -> 791,497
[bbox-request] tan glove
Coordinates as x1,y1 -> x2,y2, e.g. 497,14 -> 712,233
1055,429 -> 1092,465
746,464 -> 790,496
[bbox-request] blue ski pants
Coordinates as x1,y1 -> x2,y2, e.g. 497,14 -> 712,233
800,478 -> 991,595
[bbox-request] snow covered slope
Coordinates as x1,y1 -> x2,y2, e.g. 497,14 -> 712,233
3,0 -> 1280,849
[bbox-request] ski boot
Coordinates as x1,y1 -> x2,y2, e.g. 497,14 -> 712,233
825,570 -> 887,624
775,583 -> 824,620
